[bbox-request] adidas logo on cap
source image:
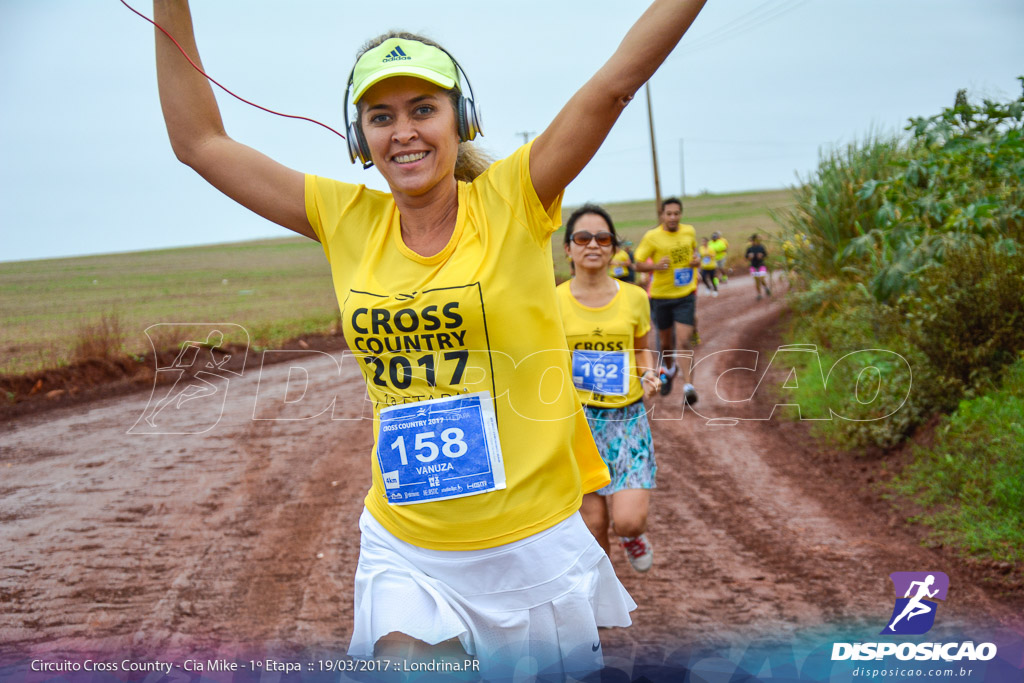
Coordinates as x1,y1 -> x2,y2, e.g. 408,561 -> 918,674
382,45 -> 411,63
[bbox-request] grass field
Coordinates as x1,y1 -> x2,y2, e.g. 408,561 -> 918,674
1,189 -> 793,376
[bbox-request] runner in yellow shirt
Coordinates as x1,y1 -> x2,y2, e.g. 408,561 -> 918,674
634,197 -> 700,404
709,231 -> 729,286
609,244 -> 635,282
151,0 -> 707,674
557,204 -> 661,573
698,237 -> 719,297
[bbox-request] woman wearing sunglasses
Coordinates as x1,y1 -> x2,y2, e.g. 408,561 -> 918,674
557,205 -> 661,573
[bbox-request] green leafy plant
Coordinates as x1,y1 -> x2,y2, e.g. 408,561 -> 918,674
848,79 -> 1024,303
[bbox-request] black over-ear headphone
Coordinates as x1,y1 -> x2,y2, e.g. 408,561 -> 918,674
344,41 -> 482,169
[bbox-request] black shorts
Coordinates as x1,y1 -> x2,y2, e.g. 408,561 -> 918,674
650,293 -> 696,329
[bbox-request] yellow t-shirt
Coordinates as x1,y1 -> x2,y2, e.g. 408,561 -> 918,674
304,142 -> 609,550
709,237 -> 729,260
634,223 -> 698,299
555,280 -> 651,409
698,245 -> 718,270
608,249 -> 631,279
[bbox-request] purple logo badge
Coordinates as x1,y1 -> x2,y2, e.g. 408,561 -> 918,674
881,571 -> 949,635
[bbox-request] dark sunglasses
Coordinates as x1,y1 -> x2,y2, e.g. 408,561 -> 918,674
570,230 -> 615,246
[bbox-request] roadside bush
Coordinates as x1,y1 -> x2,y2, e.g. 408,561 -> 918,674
902,244 -> 1024,404
847,79 -> 1024,303
778,81 -> 1024,450
780,79 -> 1024,304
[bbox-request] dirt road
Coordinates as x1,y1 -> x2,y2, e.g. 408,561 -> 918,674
2,274 -> 1021,671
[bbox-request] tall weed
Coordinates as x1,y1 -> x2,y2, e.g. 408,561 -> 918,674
779,79 -> 1024,303
778,82 -> 1024,447
72,312 -> 126,363
773,133 -> 907,283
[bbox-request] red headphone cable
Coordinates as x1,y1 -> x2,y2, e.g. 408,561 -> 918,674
120,0 -> 346,141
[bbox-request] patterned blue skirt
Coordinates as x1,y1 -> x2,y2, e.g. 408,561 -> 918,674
583,400 -> 657,496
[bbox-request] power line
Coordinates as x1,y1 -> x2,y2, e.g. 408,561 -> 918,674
684,136 -> 824,147
678,0 -> 807,54
671,0 -> 810,58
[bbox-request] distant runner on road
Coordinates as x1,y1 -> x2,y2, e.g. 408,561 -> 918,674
698,237 -> 719,297
557,204 -> 661,573
745,233 -> 772,301
634,197 -> 700,404
709,230 -> 729,286
609,239 -> 636,283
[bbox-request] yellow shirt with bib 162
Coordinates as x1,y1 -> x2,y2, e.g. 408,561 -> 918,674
555,281 -> 651,410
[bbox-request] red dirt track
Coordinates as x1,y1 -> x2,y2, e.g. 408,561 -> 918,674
1,274 -> 1021,667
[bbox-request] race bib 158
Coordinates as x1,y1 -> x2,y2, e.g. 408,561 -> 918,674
377,392 -> 505,505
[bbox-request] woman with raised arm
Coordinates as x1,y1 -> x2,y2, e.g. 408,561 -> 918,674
152,0 -> 706,675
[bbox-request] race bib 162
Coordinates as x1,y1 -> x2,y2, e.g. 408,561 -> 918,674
572,349 -> 629,396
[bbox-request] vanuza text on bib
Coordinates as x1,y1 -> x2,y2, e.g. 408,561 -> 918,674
344,283 -> 506,505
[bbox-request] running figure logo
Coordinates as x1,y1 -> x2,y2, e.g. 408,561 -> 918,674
880,571 -> 949,635
129,324 -> 249,435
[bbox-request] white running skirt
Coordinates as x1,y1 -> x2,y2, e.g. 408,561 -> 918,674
349,507 -> 636,678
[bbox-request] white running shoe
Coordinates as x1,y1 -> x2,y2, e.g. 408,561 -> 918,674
621,534 -> 653,572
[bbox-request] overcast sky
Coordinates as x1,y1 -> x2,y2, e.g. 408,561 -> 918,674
1,1 -> 1021,262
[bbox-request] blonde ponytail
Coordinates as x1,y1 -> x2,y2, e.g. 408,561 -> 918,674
455,142 -> 493,182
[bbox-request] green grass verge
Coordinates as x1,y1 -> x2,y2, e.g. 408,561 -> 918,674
886,358 -> 1024,563
775,280 -> 924,450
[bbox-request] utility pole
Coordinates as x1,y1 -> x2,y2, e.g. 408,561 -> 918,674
645,83 -> 662,218
515,131 -> 536,145
679,137 -> 686,199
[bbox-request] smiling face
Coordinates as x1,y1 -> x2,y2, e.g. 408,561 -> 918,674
565,213 -> 616,273
359,76 -> 460,199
